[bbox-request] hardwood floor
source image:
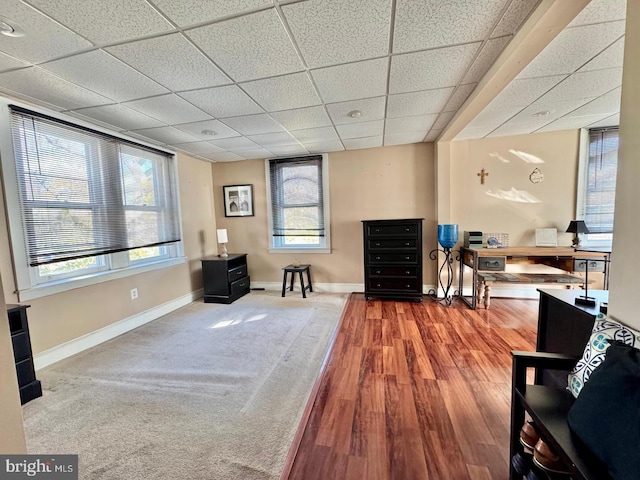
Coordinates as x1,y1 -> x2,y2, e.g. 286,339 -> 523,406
282,294 -> 539,480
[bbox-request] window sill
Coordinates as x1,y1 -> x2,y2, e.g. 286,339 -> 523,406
268,248 -> 331,254
18,256 -> 186,301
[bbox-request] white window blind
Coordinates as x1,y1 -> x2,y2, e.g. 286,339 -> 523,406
9,105 -> 181,267
584,128 -> 618,234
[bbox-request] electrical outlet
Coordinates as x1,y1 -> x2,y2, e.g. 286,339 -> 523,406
130,288 -> 138,300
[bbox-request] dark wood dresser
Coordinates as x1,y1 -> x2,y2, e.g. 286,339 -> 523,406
362,218 -> 424,301
202,254 -> 250,304
8,304 -> 42,404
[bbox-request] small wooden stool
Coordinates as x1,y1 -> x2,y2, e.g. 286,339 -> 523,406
282,264 -> 313,298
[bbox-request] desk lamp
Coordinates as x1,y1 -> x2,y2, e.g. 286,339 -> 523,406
217,228 -> 229,258
566,220 -> 590,248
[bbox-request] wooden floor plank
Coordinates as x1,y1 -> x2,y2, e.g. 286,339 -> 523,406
284,295 -> 538,480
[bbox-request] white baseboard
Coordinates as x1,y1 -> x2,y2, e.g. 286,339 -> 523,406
34,288 -> 204,371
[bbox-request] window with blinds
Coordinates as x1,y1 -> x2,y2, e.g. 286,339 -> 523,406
584,128 -> 618,236
8,105 -> 181,270
267,155 -> 330,250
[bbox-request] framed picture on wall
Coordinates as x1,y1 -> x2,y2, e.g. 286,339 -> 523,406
223,184 -> 254,217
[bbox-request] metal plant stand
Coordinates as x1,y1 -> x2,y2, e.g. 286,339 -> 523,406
427,247 -> 460,306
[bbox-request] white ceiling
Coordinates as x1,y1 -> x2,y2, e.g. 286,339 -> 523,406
0,0 -> 625,161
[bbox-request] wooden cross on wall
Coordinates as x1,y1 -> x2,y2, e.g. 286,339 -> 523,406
477,168 -> 489,185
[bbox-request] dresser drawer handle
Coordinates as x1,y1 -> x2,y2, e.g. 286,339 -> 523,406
375,242 -> 381,246
374,228 -> 380,232
376,283 -> 381,287
375,270 -> 381,274
405,228 -> 410,232
405,242 -> 410,246
238,282 -> 246,287
375,256 -> 381,260
405,270 -> 410,274
406,284 -> 411,288
405,256 -> 410,260
236,270 -> 243,275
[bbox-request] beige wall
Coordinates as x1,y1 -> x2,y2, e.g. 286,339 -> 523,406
0,152 -> 216,354
449,129 -> 580,247
212,143 -> 437,286
608,0 -> 640,329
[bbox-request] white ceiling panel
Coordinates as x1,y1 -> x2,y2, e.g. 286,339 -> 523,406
290,126 -> 339,144
326,97 -> 387,124
267,145 -> 309,157
465,104 -> 525,129
537,113 -> 612,133
489,74 -> 568,108
304,140 -> 345,153
28,0 -> 174,45
342,136 -> 383,150
173,119 -> 240,140
384,131 -> 427,145
200,152 -> 244,162
0,0 -> 91,63
208,137 -> 260,150
385,115 -> 438,135
130,126 -> 200,144
564,88 -> 621,118
540,67 -> 622,103
246,131 -> 299,147
123,94 -> 211,125
106,34 -> 230,91
230,147 -> 275,159
170,141 -> 224,154
311,57 -> 389,104
491,0 -> 540,37
455,125 -> 497,140
0,67 -> 112,110
569,0 -> 627,27
240,73 -> 321,112
282,0 -> 391,68
463,36 -> 511,84
187,9 -> 303,82
70,104 -> 165,131
270,106 -> 332,130
221,114 -> 285,135
484,123 -> 536,138
587,113 -> 620,128
177,85 -> 263,118
152,0 -> 271,28
578,36 -> 625,73
517,21 -> 625,78
442,83 -> 477,112
0,52 -> 29,72
41,50 -> 169,102
336,119 -> 384,139
386,88 -> 454,118
389,43 -> 481,94
506,98 -> 595,125
393,0 -> 509,53
433,112 -> 455,130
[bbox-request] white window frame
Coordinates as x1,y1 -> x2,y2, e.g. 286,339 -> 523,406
265,154 -> 331,254
0,100 -> 185,301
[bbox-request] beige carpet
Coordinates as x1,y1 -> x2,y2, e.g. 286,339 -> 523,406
23,291 -> 347,480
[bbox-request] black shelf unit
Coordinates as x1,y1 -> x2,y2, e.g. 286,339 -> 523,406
202,254 -> 250,304
8,304 -> 42,405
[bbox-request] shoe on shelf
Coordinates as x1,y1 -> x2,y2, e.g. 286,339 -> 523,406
533,439 -> 571,474
511,452 -> 532,476
520,420 -> 540,450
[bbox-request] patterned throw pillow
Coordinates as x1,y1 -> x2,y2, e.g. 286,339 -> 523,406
567,313 -> 640,398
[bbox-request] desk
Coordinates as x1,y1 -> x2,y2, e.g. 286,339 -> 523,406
459,246 -> 609,309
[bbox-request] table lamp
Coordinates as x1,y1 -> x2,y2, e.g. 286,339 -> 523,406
566,220 -> 590,248
217,228 -> 229,258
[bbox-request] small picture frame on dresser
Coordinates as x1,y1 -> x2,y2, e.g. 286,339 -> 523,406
223,184 -> 254,217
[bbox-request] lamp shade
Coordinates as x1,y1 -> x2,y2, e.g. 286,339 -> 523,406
437,224 -> 458,249
566,220 -> 590,234
216,228 -> 228,244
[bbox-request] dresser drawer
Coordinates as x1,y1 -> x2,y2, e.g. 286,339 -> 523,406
573,258 -> 605,273
367,223 -> 419,237
478,256 -> 505,271
368,238 -> 418,250
231,276 -> 250,296
228,264 -> 248,282
11,332 -> 31,363
368,253 -> 419,264
367,278 -> 420,292
15,357 -> 36,387
368,266 -> 419,277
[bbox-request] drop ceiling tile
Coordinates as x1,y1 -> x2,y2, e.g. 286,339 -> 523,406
246,131 -> 299,147
230,148 -> 274,159
64,111 -> 128,131
517,21 -> 625,78
0,67 -> 112,110
41,50 -> 169,102
123,94 -> 211,125
201,151 -> 244,162
0,53 -> 29,72
564,88 -> 621,118
579,36 -> 625,73
124,131 -> 165,146
268,145 -> 309,157
433,112 -> 455,130
178,85 -> 263,118
383,132 -> 427,145
508,98 -> 594,125
587,113 -> 620,128
28,0 -> 174,45
424,129 -> 442,142
463,36 -> 511,84
106,33 -> 230,91
540,68 -> 622,103
282,0 -> 391,68
270,106 -> 332,130
385,115 -> 438,135
152,0 -> 270,28
326,97 -> 387,124
187,9 -> 303,82
0,0 -> 91,63
70,104 -> 165,130
569,0 -> 627,27
169,141 -> 224,154
443,83 -> 477,112
304,140 -> 345,153
241,73 -> 321,111
466,104 -> 524,128
455,125 -> 496,140
342,136 -> 383,150
173,119 -> 240,140
209,137 -> 260,150
222,114 -> 285,135
130,126 -> 200,144
536,113 -> 612,133
290,126 -> 339,144
336,120 -> 384,139
311,57 -> 388,103
386,88 -> 453,118
492,0 -> 539,37
489,75 -> 568,108
393,0 -> 509,52
390,43 -> 481,94
487,125 -> 535,137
